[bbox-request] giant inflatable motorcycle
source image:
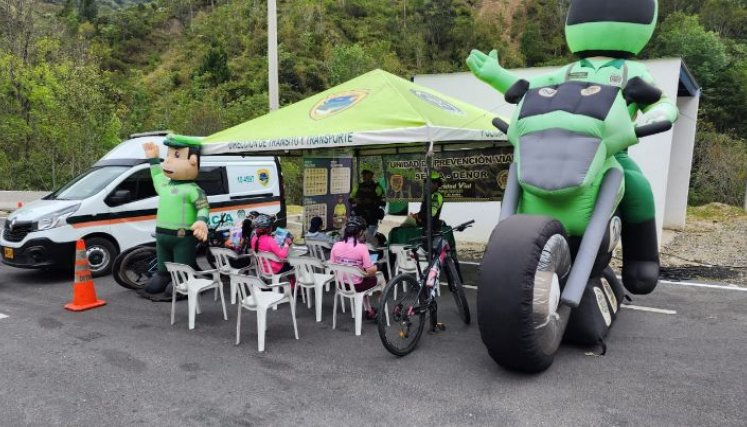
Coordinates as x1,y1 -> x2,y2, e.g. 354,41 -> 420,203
467,0 -> 678,372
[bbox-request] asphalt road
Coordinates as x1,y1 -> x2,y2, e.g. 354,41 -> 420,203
1,259 -> 746,427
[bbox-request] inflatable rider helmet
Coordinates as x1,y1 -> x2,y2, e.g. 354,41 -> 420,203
565,0 -> 658,58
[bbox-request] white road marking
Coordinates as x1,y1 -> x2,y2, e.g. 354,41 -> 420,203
0,313 -> 8,320
659,279 -> 747,291
622,304 -> 676,315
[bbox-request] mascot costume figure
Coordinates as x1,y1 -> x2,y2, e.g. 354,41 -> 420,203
467,0 -> 678,296
141,135 -> 209,299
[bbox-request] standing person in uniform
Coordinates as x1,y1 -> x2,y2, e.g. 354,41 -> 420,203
411,171 -> 445,231
141,135 -> 209,300
350,169 -> 385,241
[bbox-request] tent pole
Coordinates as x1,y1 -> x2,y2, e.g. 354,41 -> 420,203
425,141 -> 434,263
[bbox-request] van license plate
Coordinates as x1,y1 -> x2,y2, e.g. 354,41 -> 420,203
3,247 -> 13,260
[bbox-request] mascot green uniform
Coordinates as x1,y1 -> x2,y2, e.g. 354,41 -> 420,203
467,0 -> 677,295
142,135 -> 209,297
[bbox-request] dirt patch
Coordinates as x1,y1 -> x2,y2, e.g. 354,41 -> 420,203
657,204 -> 747,285
460,203 -> 747,285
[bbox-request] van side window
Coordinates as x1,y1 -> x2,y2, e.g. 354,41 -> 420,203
196,167 -> 228,196
107,168 -> 157,206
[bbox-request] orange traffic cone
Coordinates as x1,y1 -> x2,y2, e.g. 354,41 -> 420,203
65,240 -> 106,311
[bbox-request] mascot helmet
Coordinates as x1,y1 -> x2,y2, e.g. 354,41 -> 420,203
565,0 -> 658,58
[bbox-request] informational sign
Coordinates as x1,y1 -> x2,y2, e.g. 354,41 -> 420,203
302,157 -> 353,232
383,147 -> 514,202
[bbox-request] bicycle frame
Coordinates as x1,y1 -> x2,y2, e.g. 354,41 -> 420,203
406,223 -> 467,315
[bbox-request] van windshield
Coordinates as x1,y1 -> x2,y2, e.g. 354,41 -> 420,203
46,166 -> 130,200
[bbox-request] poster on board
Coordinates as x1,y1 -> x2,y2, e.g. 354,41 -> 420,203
302,157 -> 353,232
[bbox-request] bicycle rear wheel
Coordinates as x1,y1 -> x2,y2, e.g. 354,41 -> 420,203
446,256 -> 471,325
377,274 -> 426,356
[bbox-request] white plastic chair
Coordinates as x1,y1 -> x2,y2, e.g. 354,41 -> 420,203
305,239 -> 331,262
305,239 -> 340,296
209,247 -> 257,304
254,250 -> 296,308
254,251 -> 295,286
288,256 -> 334,322
389,244 -> 437,296
165,262 -> 227,330
327,263 -> 385,336
389,244 -> 420,277
233,274 -> 298,352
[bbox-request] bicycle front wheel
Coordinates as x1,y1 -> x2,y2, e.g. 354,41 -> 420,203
112,245 -> 157,290
377,274 -> 426,357
446,256 -> 471,325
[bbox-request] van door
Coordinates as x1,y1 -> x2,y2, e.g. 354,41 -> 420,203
105,166 -> 159,250
222,162 -> 283,224
196,166 -> 234,229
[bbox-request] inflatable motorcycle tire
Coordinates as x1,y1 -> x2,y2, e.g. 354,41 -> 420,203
478,215 -> 571,373
564,267 -> 625,346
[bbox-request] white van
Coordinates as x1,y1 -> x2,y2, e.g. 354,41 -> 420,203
1,131 -> 286,276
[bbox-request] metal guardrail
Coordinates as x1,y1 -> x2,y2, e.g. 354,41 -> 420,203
0,191 -> 49,212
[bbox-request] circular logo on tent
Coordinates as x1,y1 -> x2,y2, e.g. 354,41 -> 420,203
410,90 -> 463,115
310,90 -> 368,120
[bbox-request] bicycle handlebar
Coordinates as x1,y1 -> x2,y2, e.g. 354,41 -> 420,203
406,219 -> 475,245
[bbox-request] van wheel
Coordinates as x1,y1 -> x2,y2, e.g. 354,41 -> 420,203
84,237 -> 117,277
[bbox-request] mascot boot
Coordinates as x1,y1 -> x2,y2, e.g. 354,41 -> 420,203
143,271 -> 171,295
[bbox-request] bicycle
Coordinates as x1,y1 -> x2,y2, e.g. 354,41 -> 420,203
377,219 -> 474,356
112,213 -> 232,290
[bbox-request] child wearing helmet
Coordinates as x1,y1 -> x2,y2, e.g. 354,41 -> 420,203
250,214 -> 293,275
330,216 -> 382,320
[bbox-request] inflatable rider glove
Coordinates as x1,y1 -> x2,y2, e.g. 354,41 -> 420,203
466,49 -> 520,94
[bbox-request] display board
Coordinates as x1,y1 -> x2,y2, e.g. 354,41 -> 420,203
302,157 -> 354,232
384,147 -> 514,202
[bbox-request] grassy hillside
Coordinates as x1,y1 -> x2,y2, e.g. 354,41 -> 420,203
1,0 -> 745,206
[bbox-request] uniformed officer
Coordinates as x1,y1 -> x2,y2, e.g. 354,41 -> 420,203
350,169 -> 386,240
414,171 -> 445,230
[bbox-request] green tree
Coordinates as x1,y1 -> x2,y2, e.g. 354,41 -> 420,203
647,12 -> 728,87
327,44 -> 375,85
79,0 -> 98,23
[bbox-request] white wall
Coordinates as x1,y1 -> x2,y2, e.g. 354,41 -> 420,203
665,94 -> 700,229
414,58 -> 698,243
